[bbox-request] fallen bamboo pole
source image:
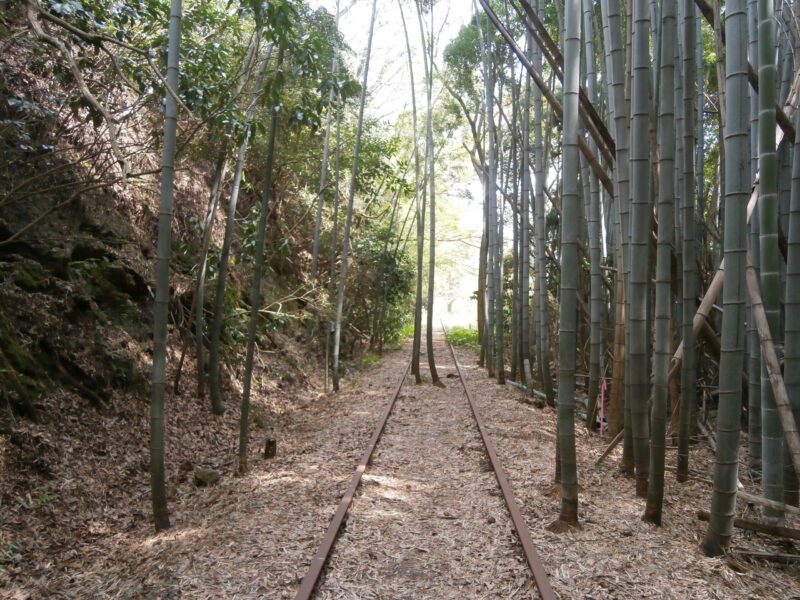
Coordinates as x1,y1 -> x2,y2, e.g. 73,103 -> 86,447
595,430 -> 624,465
745,256 -> 800,482
734,550 -> 800,564
697,510 -> 800,541
669,73 -> 799,373
663,468 -> 800,516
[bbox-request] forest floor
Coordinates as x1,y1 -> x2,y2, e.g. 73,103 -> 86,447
5,336 -> 800,599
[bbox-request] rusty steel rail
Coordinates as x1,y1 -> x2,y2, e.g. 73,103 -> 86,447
445,335 -> 557,600
295,333 -> 555,600
293,361 -> 410,600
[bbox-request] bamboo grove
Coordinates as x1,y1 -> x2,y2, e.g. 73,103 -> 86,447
11,0 -> 800,559
448,0 -> 800,555
147,0 -> 433,528
4,0 -> 426,531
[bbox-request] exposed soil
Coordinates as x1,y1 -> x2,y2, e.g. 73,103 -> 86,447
4,334 -> 799,599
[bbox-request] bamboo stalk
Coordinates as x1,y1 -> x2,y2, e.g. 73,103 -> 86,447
745,256 -> 800,481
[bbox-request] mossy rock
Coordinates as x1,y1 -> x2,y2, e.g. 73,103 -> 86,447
0,322 -> 49,387
67,259 -> 150,340
194,467 -> 221,487
14,263 -> 49,292
105,354 -> 147,393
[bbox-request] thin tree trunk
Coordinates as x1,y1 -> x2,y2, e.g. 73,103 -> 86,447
602,0 -> 632,471
622,0 -> 635,480
600,0 -> 625,440
747,0 -> 762,470
310,3 -> 339,286
193,39 -> 270,398
533,0 -> 553,403
332,0 -> 378,392
479,8 -> 498,381
237,47 -> 285,475
207,45 -> 271,415
398,0 -> 424,384
325,97 -> 343,393
150,0 -> 182,532
583,0 -> 602,428
193,151 -> 228,399
478,223 -> 488,368
510,77 -> 520,383
416,2 -> 442,388
520,33 -> 532,385
492,70 -> 505,385
172,148 -> 230,397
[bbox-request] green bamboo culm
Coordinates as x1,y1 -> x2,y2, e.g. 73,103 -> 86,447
700,0 -> 749,556
150,0 -> 183,532
677,0 -> 698,483
746,0 -> 762,471
309,3 -> 339,288
417,1 -> 443,388
583,0 -> 603,428
552,0 -> 582,528
643,0 -> 676,526
600,0 -> 630,442
477,8 -> 498,381
206,36 -> 270,416
519,31 -> 532,389
629,0 -> 652,498
757,0 -> 784,519
237,46 -> 285,476
785,87 -> 800,509
532,0 -> 553,404
332,0 -> 378,392
619,0 -> 635,477
397,0 -> 424,384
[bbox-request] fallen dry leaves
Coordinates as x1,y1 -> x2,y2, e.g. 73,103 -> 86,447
3,336 -> 799,599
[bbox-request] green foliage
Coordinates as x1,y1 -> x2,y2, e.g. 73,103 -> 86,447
445,325 -> 480,351
32,486 -> 59,506
348,219 -> 415,345
15,486 -> 59,509
398,321 -> 415,339
360,351 -> 381,367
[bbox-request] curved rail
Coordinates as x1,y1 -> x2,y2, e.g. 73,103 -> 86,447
444,333 -> 557,600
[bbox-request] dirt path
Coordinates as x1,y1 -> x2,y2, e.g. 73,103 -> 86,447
314,331 -> 535,599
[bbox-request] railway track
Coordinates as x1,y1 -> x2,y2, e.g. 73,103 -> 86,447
294,331 -> 555,600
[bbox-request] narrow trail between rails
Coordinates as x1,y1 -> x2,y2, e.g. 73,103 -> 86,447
301,330 -> 554,599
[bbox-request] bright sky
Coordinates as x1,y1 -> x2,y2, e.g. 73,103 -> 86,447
308,0 -> 474,119
309,0 -> 484,326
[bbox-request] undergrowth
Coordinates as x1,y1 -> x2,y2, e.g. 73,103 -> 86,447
444,325 -> 480,351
